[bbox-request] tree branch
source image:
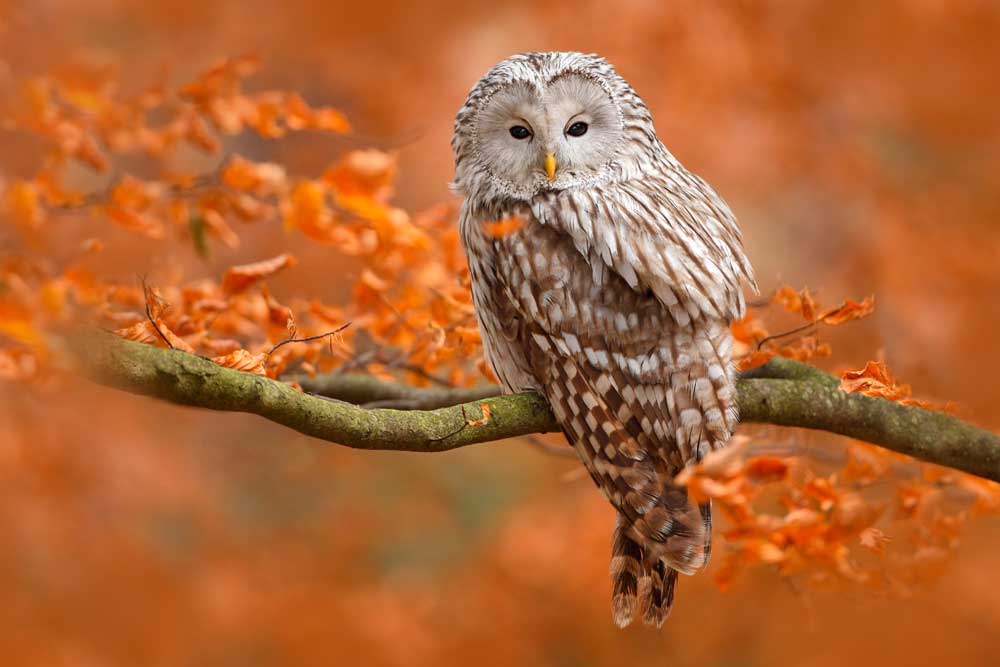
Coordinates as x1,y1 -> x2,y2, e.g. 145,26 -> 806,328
71,330 -> 557,453
70,330 -> 1000,481
291,372 -> 500,409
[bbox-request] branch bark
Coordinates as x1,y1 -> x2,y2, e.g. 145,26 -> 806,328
70,330 -> 1000,482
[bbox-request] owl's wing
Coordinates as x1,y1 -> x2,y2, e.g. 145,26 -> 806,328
490,213 -> 732,578
530,168 -> 757,324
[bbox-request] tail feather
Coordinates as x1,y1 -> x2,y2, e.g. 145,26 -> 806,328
699,499 -> 713,567
610,514 -> 643,628
611,514 -> 683,628
625,479 -> 708,576
638,560 -> 676,628
611,500 -> 712,628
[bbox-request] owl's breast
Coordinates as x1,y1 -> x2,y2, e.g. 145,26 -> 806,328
491,213 -> 671,347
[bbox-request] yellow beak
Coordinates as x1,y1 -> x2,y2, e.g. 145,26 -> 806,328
544,153 -> 557,181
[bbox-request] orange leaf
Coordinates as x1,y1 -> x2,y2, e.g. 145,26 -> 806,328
482,217 -> 524,238
840,360 -> 911,402
105,206 -> 165,239
211,349 -> 267,375
737,349 -> 775,371
201,207 -> 240,248
324,149 -> 397,202
223,155 -> 287,195
799,287 -> 818,321
818,295 -> 875,325
113,320 -> 195,353
282,180 -> 332,237
772,285 -> 803,314
859,527 -> 891,556
221,253 -> 297,295
730,314 -> 768,346
772,285 -> 820,321
477,357 -> 498,384
4,180 -> 44,232
200,337 -> 242,356
158,325 -> 197,354
745,457 -> 789,482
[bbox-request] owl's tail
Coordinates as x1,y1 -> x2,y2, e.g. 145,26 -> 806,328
610,502 -> 712,628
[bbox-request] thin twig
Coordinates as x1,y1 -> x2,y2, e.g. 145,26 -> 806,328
756,320 -> 819,350
266,322 -> 351,360
140,276 -> 173,349
390,361 -> 454,388
428,405 -> 473,442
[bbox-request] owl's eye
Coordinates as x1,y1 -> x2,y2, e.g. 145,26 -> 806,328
566,121 -> 589,137
509,125 -> 531,140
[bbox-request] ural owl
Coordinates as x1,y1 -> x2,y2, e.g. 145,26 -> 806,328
452,52 -> 756,627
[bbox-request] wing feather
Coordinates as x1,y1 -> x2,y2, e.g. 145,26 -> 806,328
531,168 -> 757,323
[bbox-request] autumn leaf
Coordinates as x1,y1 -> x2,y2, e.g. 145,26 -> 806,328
730,313 -> 769,347
200,337 -> 243,356
113,320 -> 195,353
324,149 -> 397,202
0,348 -> 36,381
284,93 -> 350,133
800,287 -> 818,321
737,349 -> 776,371
818,295 -> 876,325
773,285 -> 819,321
200,207 -> 240,249
105,206 -> 165,239
840,360 -> 913,403
4,180 -> 44,232
222,155 -> 288,195
745,457 -> 789,482
211,348 -> 267,375
773,285 -> 804,315
859,527 -> 891,556
482,217 -> 524,238
182,113 -> 221,153
282,180 -> 333,238
221,253 -> 298,295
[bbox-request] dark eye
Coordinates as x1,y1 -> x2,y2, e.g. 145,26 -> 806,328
566,121 -> 589,137
509,125 -> 531,140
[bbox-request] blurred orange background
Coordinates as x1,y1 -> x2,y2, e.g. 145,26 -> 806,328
2,1 -> 1000,665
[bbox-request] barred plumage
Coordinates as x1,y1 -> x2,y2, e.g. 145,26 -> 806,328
452,52 -> 756,626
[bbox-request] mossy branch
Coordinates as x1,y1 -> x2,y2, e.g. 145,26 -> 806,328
72,330 -> 1000,482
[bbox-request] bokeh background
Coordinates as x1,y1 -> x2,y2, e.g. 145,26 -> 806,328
2,1 -> 1000,665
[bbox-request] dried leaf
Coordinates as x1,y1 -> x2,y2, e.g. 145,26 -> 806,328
482,217 -> 523,238
737,349 -> 776,371
745,457 -> 789,482
819,295 -> 875,325
859,527 -> 891,556
221,253 -> 297,295
113,320 -> 195,353
840,360 -> 912,402
211,349 -> 267,375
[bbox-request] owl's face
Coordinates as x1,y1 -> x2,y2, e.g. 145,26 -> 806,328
473,74 -> 624,196
453,53 -> 659,204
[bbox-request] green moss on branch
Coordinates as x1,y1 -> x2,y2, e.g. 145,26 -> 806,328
72,330 -> 557,452
71,330 -> 1000,481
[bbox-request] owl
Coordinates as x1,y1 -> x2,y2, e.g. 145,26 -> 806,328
452,52 -> 756,627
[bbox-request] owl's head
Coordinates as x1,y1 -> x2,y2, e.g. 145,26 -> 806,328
452,52 -> 661,204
